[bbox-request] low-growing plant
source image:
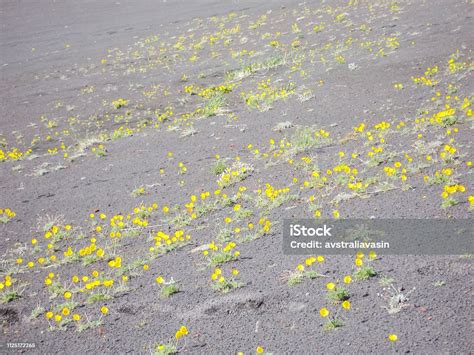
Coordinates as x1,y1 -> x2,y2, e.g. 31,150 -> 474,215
324,318 -> 344,330
203,241 -> 240,267
212,160 -> 227,175
380,284 -> 415,314
86,292 -> 111,304
155,276 -> 180,298
284,256 -> 325,286
327,286 -> 350,302
353,254 -> 377,280
354,265 -> 377,280
131,186 -> 146,197
154,326 -> 189,354
210,268 -> 243,293
91,144 -> 107,157
0,208 -> 16,223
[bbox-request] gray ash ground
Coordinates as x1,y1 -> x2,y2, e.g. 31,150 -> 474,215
0,0 -> 473,353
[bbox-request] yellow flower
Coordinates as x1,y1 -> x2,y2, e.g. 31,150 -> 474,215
64,291 -> 72,299
100,306 -> 109,315
256,346 -> 264,354
343,275 -> 352,284
232,269 -> 239,276
319,307 -> 329,317
156,276 -> 164,284
179,325 -> 188,335
326,282 -> 335,290
355,258 -> 363,266
45,311 -> 53,319
342,300 -> 351,310
61,307 -> 70,316
72,314 -> 81,321
175,325 -> 188,339
297,264 -> 305,271
388,334 -> 398,342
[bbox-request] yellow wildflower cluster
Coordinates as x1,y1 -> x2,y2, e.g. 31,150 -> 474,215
91,144 -> 106,157
108,256 -> 122,268
441,184 -> 465,199
318,277 -> 352,329
110,214 -> 125,231
151,230 -> 191,253
439,144 -> 457,162
0,147 -> 31,162
77,237 -> 98,258
0,208 -> 16,223
374,121 -> 390,130
0,275 -> 13,290
258,217 -> 272,234
183,84 -> 233,98
447,56 -> 466,73
383,161 -> 407,181
259,183 -> 290,201
411,66 -> 438,86
210,267 -> 242,293
242,79 -> 296,111
112,98 -> 128,109
217,161 -> 253,188
353,123 -> 365,133
314,129 -> 330,138
155,326 -> 189,354
287,256 -> 325,285
432,107 -> 456,126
